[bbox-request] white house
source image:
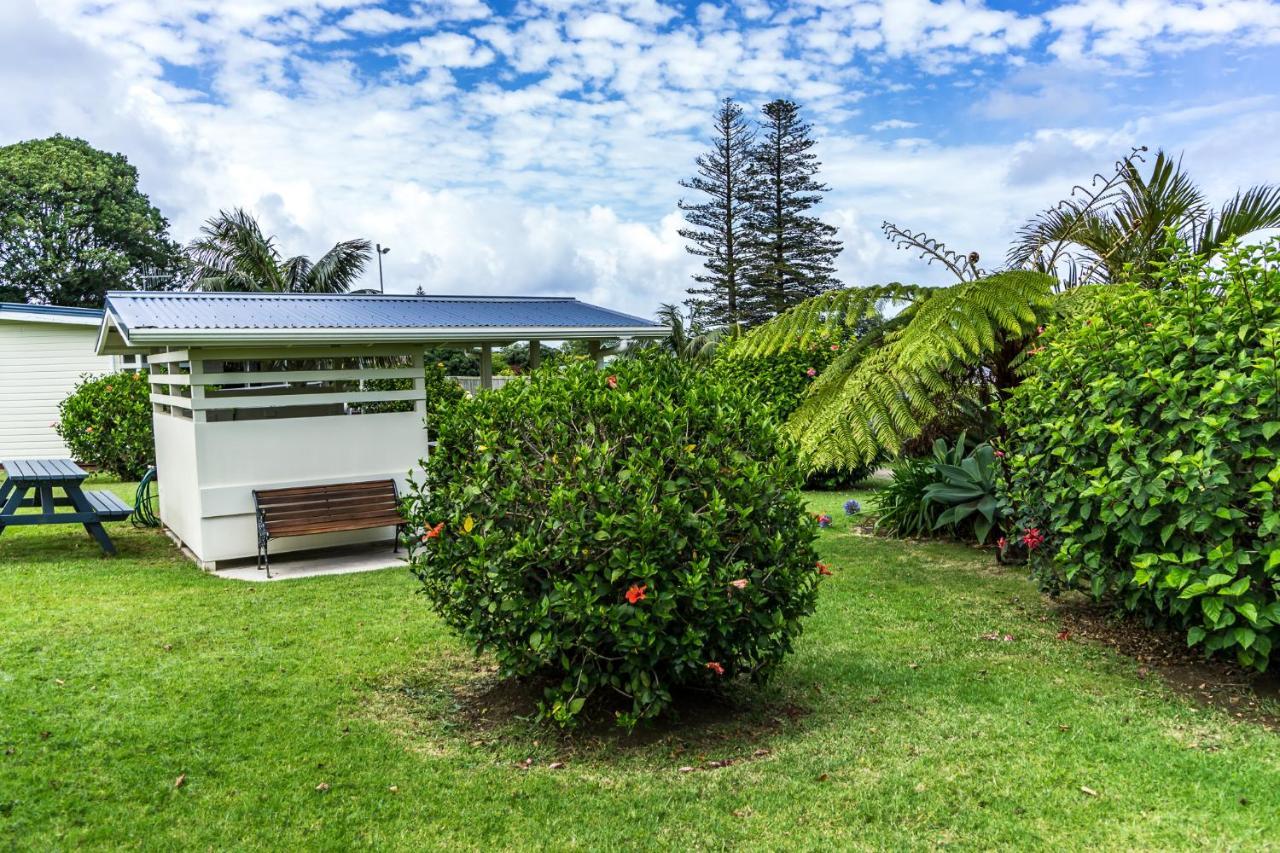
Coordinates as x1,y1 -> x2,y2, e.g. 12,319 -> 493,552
0,302 -> 141,460
95,291 -> 666,569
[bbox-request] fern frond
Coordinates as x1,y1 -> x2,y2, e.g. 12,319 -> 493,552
735,282 -> 926,356
782,271 -> 1056,469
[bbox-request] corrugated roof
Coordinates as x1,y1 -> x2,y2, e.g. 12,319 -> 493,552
1,302 -> 104,325
105,292 -> 659,333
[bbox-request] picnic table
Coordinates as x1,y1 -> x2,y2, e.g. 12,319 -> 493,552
0,458 -> 132,555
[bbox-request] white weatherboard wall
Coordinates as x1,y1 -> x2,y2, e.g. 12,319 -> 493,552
0,320 -> 120,459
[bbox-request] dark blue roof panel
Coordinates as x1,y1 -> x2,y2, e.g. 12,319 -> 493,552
104,292 -> 660,333
0,302 -> 103,320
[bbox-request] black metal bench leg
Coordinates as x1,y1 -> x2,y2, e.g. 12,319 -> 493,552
263,540 -> 271,579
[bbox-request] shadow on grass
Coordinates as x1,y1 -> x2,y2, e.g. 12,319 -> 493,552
367,654 -> 820,769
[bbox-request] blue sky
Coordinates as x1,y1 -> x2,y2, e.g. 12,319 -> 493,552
1,0 -> 1277,315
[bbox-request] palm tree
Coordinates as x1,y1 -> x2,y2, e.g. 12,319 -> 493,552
654,303 -> 727,363
186,208 -> 372,293
1010,149 -> 1280,286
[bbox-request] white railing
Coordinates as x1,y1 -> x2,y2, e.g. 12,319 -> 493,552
447,375 -> 526,393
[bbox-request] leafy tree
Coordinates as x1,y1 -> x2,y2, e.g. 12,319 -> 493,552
679,98 -> 756,327
0,135 -> 181,307
740,99 -> 843,325
1009,148 -> 1280,286
186,208 -> 370,292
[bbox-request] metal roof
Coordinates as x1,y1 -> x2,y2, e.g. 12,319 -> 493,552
97,291 -> 665,353
0,302 -> 104,326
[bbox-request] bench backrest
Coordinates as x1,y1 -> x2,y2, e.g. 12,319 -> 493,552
253,479 -> 403,537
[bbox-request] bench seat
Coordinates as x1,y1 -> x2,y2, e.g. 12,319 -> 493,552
83,490 -> 133,522
252,479 -> 407,576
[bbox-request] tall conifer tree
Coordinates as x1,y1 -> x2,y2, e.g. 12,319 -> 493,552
741,99 -> 842,324
678,98 -> 755,327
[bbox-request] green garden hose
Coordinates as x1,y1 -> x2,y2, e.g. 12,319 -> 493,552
132,467 -> 161,528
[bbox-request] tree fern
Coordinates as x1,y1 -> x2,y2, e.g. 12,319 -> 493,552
740,271 -> 1054,469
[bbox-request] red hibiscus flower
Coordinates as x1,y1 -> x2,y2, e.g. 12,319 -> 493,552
606,375 -> 618,389
996,536 -> 1007,551
816,561 -> 833,576
830,343 -> 839,351
705,661 -> 725,676
806,367 -> 817,377
1021,528 -> 1045,550
425,522 -> 445,540
728,578 -> 748,590
625,583 -> 647,604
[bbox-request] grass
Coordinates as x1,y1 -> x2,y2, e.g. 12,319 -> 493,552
2,479 -> 1278,850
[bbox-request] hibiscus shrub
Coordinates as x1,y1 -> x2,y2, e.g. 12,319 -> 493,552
56,370 -> 153,479
1001,240 -> 1280,670
406,354 -> 823,728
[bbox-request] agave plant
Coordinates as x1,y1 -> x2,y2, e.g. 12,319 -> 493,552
186,208 -> 372,293
922,435 -> 1003,543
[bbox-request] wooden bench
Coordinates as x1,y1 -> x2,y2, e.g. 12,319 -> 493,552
252,479 -> 407,577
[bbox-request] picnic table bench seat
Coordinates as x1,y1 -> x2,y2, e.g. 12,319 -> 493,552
83,490 -> 134,522
252,479 -> 407,576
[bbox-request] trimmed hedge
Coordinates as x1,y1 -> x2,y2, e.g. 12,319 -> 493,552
405,355 -> 823,728
1001,240 -> 1280,670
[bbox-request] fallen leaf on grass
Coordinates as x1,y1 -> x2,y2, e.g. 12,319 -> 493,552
548,762 -> 565,770
678,766 -> 695,773
752,748 -> 770,757
816,773 -> 829,782
174,774 -> 186,788
315,782 -> 330,792
1080,786 -> 1098,797
1056,629 -> 1071,641
388,785 -> 399,793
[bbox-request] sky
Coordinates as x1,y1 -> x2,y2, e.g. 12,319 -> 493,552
1,0 -> 1277,318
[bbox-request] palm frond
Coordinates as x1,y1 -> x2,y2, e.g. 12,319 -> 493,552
186,208 -> 285,292
1196,184 -> 1280,256
305,239 -> 371,294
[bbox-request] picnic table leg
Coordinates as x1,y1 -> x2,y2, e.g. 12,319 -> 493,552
0,483 -> 28,539
64,483 -> 118,556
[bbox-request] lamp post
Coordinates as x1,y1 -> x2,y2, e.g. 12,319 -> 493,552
376,243 -> 390,293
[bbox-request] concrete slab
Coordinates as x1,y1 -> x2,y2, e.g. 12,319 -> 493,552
214,542 -> 408,582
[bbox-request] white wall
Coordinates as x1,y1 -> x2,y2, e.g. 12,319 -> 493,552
0,320 -> 120,460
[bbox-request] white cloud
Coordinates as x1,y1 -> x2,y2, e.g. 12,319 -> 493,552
2,0 -> 1277,319
871,118 -> 918,131
397,32 -> 495,69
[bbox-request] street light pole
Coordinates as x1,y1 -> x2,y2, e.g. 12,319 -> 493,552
376,243 -> 390,293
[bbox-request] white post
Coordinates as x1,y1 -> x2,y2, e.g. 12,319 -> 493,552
480,344 -> 493,390
188,352 -> 207,423
588,340 -> 603,368
411,350 -> 426,416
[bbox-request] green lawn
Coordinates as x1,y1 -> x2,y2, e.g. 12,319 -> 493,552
1,480 -> 1277,850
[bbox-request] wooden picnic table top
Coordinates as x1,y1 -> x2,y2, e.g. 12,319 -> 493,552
0,458 -> 89,484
